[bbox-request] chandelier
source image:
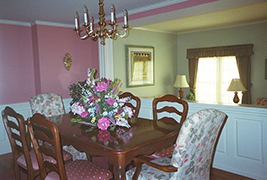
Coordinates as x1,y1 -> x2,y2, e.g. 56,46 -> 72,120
74,0 -> 129,45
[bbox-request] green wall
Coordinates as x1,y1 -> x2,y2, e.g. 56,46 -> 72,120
177,22 -> 267,104
113,29 -> 177,98
113,22 -> 267,103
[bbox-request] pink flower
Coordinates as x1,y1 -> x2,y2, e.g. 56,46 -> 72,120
97,117 -> 110,130
107,97 -> 115,105
96,81 -> 108,92
81,111 -> 88,118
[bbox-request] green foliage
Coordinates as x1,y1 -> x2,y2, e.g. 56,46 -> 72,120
68,80 -> 86,105
186,92 -> 195,101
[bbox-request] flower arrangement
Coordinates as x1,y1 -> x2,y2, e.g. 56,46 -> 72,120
69,68 -> 133,131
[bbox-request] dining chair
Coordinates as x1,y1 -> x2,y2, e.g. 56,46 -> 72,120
149,94 -> 188,158
29,92 -> 88,160
119,92 -> 141,117
126,108 -> 228,180
29,92 -> 65,117
27,113 -> 113,180
1,106 -> 72,180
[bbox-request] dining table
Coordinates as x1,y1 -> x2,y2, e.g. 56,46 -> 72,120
44,113 -> 181,180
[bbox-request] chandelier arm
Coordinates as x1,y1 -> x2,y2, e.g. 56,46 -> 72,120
115,28 -> 129,38
75,30 -> 90,40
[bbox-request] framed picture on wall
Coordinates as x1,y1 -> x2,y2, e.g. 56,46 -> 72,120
126,45 -> 155,87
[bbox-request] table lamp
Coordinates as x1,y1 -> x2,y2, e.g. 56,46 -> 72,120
227,78 -> 247,103
173,75 -> 189,99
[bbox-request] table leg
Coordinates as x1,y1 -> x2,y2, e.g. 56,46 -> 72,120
114,164 -> 126,180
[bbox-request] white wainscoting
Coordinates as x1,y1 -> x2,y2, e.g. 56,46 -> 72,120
1,98 -> 266,179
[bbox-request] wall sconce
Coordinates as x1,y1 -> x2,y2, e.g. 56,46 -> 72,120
227,78 -> 247,103
63,53 -> 72,71
173,75 -> 189,99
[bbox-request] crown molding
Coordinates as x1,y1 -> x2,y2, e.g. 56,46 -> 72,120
0,19 -> 31,26
33,21 -> 73,28
127,0 -> 187,15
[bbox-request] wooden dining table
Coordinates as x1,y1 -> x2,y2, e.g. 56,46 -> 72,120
45,114 -> 181,180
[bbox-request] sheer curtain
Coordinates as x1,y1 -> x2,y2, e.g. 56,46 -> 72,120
187,44 -> 254,104
196,56 -> 240,104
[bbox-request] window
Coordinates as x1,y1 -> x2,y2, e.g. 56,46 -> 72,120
195,56 -> 240,104
187,44 -> 254,104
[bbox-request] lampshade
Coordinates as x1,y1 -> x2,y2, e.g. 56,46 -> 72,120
227,79 -> 247,92
173,75 -> 189,88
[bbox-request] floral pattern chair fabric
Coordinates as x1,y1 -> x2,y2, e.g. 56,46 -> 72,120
29,93 -> 65,117
126,108 -> 228,180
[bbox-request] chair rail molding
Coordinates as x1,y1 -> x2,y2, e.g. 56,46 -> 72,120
0,98 -> 266,179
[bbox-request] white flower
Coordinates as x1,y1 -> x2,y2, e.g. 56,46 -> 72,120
116,117 -> 130,128
103,111 -> 108,116
71,102 -> 85,115
113,102 -> 118,108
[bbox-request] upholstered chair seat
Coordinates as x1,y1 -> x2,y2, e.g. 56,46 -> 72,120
44,160 -> 113,180
148,146 -> 175,159
17,148 -> 72,170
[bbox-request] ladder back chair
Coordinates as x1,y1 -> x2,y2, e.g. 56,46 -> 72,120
2,106 -> 40,180
27,113 -> 113,180
149,94 -> 188,158
126,108 -> 228,180
29,93 -> 88,161
119,92 -> 141,117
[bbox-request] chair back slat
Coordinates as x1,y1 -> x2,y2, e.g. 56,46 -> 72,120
153,94 -> 188,124
11,133 -> 23,143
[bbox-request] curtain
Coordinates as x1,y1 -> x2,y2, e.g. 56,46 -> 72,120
236,56 -> 252,104
188,58 -> 199,97
187,44 -> 254,104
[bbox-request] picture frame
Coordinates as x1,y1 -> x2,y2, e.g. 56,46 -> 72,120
126,45 -> 155,87
265,59 -> 267,80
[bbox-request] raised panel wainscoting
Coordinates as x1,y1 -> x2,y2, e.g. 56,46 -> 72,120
0,98 -> 266,179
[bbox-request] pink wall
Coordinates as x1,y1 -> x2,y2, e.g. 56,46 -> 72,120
0,24 -> 35,104
0,23 -> 99,105
33,25 -> 99,99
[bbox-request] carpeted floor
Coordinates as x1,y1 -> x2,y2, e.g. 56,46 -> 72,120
0,157 -> 109,180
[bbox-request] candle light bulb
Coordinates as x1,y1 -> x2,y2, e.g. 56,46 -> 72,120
74,11 -> 79,29
123,9 -> 128,27
110,4 -> 115,23
83,5 -> 89,25
90,17 -> 94,31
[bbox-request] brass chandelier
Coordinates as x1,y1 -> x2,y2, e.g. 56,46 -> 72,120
74,0 -> 129,45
